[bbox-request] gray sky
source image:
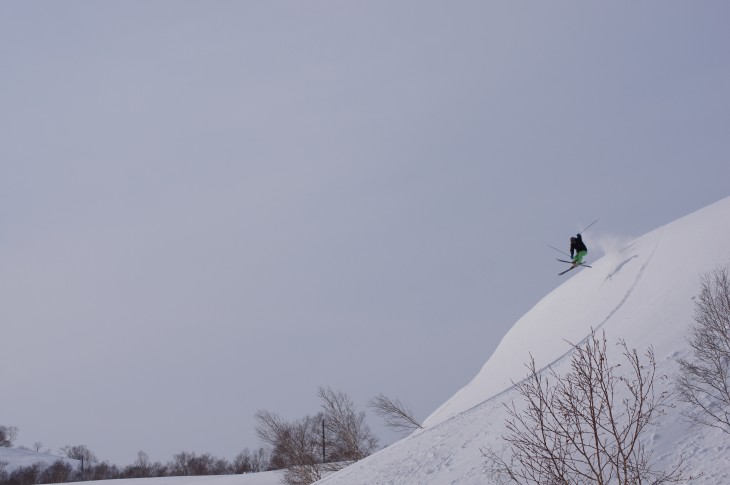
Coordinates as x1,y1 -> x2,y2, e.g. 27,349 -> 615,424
2,1 -> 729,466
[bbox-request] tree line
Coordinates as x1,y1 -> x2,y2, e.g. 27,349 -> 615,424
0,447 -> 270,485
1,387 -> 420,485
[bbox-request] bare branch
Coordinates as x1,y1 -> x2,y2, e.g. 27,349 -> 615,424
676,265 -> 730,433
368,393 -> 422,435
484,330 -> 684,484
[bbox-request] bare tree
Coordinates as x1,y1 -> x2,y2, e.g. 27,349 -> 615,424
6,462 -> 43,484
167,451 -> 231,476
368,393 -> 422,436
120,451 -> 167,478
60,444 -> 97,464
233,447 -> 270,474
39,460 -> 74,483
233,448 -> 253,474
677,265 -> 730,434
87,461 -> 122,481
256,387 -> 378,485
250,447 -> 270,473
484,330 -> 683,484
256,409 -> 326,484
0,426 -> 18,448
123,451 -> 153,478
318,386 -> 378,461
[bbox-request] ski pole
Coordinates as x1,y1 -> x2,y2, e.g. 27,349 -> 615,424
579,218 -> 599,235
547,244 -> 571,257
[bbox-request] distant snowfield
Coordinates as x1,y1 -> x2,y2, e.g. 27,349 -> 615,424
5,197 -> 730,484
0,447 -> 78,473
64,472 -> 285,485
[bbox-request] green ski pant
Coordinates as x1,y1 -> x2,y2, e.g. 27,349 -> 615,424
573,250 -> 587,264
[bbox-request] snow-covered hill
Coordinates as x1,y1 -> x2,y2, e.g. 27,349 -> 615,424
0,447 -> 78,473
317,196 -> 730,484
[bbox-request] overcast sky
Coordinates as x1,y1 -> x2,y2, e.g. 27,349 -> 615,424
2,1 -> 729,466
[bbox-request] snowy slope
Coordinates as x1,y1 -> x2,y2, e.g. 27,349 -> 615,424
317,196 -> 730,484
0,447 -> 79,473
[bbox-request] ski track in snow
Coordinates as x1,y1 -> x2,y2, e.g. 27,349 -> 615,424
450,229 -> 663,418
605,254 -> 639,281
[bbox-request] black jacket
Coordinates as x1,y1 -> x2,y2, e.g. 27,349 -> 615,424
570,234 -> 587,257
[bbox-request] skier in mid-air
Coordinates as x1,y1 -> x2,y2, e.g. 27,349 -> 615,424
570,233 -> 588,267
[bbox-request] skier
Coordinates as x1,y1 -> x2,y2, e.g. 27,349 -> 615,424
570,234 -> 588,266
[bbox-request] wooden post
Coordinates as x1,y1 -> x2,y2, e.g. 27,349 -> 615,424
322,419 -> 326,463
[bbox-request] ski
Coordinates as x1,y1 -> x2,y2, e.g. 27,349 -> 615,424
557,258 -> 592,275
558,266 -> 577,276
556,258 -> 592,268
